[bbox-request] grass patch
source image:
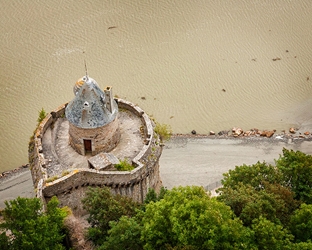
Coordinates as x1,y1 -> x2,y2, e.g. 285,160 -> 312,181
62,170 -> 70,177
46,176 -> 58,183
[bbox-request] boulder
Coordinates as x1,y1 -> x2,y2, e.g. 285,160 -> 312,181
232,127 -> 243,136
265,130 -> 275,138
209,131 -> 215,135
304,131 -> 310,135
289,127 -> 296,134
260,130 -> 275,138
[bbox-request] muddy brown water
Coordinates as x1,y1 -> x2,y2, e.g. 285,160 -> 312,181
1,0 -> 312,172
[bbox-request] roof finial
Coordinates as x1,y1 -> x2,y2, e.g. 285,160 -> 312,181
84,59 -> 89,80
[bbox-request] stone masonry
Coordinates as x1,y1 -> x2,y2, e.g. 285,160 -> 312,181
29,78 -> 163,215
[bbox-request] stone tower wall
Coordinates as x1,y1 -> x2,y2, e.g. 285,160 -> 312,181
68,117 -> 120,155
30,99 -> 163,215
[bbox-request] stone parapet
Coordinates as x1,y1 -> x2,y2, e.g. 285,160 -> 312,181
30,98 -> 162,213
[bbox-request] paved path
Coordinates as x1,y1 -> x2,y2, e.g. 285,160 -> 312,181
2,136 -> 312,208
159,136 -> 312,190
0,169 -> 34,208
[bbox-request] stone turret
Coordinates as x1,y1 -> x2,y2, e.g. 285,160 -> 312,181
30,74 -> 163,216
65,76 -> 120,155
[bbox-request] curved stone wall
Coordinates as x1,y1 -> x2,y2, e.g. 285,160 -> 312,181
30,99 -> 162,214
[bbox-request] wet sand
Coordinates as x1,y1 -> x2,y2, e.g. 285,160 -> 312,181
1,135 -> 312,208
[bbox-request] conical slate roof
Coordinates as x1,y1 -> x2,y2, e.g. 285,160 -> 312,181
65,76 -> 118,128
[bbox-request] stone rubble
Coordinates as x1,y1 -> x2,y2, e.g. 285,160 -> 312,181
174,127 -> 312,141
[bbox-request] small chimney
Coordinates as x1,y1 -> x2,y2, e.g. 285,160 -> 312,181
104,86 -> 114,113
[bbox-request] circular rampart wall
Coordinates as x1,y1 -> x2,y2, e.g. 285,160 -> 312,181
29,99 -> 162,214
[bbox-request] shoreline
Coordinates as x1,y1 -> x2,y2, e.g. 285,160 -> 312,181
2,127 -> 312,181
0,164 -> 30,182
2,131 -> 312,208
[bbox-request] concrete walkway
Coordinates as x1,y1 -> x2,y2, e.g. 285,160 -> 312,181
2,136 -> 312,208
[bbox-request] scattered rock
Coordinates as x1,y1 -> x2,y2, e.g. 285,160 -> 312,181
289,127 -> 296,134
260,130 -> 275,138
222,89 -> 226,92
141,97 -> 146,100
272,57 -> 281,61
266,132 -> 274,137
244,131 -> 252,136
191,130 -> 196,135
304,131 -> 310,135
232,127 -> 243,136
218,130 -> 229,136
209,131 -> 215,135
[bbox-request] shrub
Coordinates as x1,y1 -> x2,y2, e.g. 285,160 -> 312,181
154,122 -> 172,142
0,197 -> 68,249
115,159 -> 134,171
37,108 -> 47,124
82,187 -> 140,246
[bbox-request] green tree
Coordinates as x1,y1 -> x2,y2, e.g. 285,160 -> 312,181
219,161 -> 283,191
290,203 -> 312,242
251,216 -> 294,250
99,216 -> 143,250
82,187 -> 140,246
218,182 -> 300,227
276,148 -> 312,204
144,187 -> 168,205
0,196 -> 67,250
141,186 -> 253,249
289,241 -> 312,250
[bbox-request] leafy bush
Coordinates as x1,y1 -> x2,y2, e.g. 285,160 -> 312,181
99,216 -> 143,250
154,122 -> 172,142
251,216 -> 294,249
290,203 -> 312,242
144,187 -> 168,205
82,187 -> 140,246
115,159 -> 134,171
0,196 -> 68,249
276,148 -> 312,204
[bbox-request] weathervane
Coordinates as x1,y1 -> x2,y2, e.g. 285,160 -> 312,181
84,59 -> 89,80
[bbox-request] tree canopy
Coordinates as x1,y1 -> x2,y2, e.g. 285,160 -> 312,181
0,196 -> 68,250
141,186 -> 252,250
82,186 -> 140,246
